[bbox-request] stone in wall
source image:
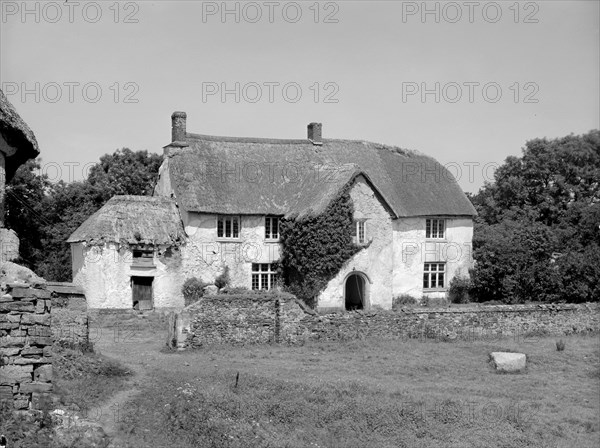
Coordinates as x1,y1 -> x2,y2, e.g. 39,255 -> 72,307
0,282 -> 53,410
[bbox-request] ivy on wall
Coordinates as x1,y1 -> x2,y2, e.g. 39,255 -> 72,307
278,189 -> 364,308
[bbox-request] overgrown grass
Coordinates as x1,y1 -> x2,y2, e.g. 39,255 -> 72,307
114,334 -> 599,448
53,345 -> 131,414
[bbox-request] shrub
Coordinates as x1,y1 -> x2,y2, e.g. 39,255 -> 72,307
214,266 -> 230,290
220,286 -> 250,294
448,275 -> 472,304
556,339 -> 565,351
392,294 -> 417,309
182,277 -> 206,306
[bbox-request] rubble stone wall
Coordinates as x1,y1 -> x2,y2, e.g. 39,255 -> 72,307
0,283 -> 52,410
172,297 -> 599,349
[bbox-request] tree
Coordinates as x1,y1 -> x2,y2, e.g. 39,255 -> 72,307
469,130 -> 600,303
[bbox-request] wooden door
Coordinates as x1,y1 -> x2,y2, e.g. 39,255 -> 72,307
132,276 -> 153,310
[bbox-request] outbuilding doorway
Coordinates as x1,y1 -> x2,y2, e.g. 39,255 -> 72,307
131,276 -> 153,310
345,273 -> 366,310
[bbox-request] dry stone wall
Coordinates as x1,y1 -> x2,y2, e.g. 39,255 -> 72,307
172,297 -> 600,349
0,283 -> 52,410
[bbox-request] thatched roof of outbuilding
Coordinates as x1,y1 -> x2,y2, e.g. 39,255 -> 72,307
165,133 -> 476,218
67,196 -> 185,245
0,89 -> 40,181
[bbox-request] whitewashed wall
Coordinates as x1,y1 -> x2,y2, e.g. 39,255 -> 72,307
392,217 -> 473,301
180,211 -> 280,288
71,242 -> 184,310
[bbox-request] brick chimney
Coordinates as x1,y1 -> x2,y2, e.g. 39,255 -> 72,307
307,122 -> 322,145
171,111 -> 187,145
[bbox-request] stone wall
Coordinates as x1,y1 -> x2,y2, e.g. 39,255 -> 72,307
171,297 -> 600,349
0,283 -> 52,410
48,282 -> 89,350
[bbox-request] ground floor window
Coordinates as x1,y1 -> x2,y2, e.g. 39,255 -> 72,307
423,262 -> 445,289
251,263 -> 277,290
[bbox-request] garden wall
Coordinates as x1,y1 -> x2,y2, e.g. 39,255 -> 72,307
170,297 -> 600,349
0,283 -> 53,410
48,282 -> 89,350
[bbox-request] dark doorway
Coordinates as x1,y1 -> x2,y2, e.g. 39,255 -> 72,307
345,274 -> 365,310
131,276 -> 153,310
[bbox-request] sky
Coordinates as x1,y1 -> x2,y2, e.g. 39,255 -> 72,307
1,0 -> 598,193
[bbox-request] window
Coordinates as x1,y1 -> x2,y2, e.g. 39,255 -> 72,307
251,263 -> 278,290
265,216 -> 280,240
355,220 -> 366,244
132,248 -> 154,267
426,218 -> 445,239
423,262 -> 446,289
217,215 -> 240,239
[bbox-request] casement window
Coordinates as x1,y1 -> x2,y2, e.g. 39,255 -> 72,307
265,216 -> 280,241
426,218 -> 446,239
423,262 -> 446,289
251,263 -> 278,290
132,248 -> 154,267
354,220 -> 366,244
217,215 -> 240,239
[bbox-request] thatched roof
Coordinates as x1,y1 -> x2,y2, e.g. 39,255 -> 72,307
0,89 -> 40,181
67,196 -> 186,245
165,133 -> 476,218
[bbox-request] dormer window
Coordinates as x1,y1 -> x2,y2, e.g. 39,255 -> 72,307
265,216 -> 280,241
132,248 -> 154,267
426,218 -> 445,239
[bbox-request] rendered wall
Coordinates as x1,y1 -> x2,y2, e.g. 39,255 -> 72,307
318,176 -> 394,310
180,211 -> 280,289
392,217 -> 473,301
71,242 -> 184,310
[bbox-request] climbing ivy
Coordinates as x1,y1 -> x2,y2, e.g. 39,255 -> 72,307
278,189 -> 363,308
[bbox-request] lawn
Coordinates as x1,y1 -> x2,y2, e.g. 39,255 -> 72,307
98,330 -> 599,448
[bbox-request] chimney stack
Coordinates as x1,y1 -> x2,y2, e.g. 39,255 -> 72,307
171,111 -> 187,144
307,122 -> 322,145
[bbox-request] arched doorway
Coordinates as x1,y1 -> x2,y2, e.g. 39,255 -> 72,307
345,273 -> 366,310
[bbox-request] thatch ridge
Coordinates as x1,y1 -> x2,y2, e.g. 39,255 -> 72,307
0,89 -> 40,181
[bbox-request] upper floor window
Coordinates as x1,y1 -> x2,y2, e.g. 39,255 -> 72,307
426,218 -> 445,239
265,216 -> 280,241
217,215 -> 240,239
355,220 -> 366,244
423,262 -> 445,289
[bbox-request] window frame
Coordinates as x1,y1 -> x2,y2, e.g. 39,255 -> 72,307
354,219 -> 367,245
131,248 -> 155,268
423,262 -> 446,290
265,216 -> 280,241
251,263 -> 278,290
217,215 -> 241,240
426,218 -> 446,239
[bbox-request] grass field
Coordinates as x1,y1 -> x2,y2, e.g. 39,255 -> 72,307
79,321 -> 600,448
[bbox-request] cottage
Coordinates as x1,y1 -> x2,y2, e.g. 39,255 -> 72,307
69,112 -> 476,311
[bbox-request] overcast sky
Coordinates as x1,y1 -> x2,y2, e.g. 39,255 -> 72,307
1,0 -> 598,192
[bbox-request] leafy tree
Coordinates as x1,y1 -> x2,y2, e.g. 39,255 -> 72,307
470,130 -> 600,303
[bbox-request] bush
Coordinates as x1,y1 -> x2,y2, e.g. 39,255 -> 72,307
392,294 -> 417,309
214,266 -> 230,290
182,277 -> 206,307
448,275 -> 472,304
556,339 -> 565,351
